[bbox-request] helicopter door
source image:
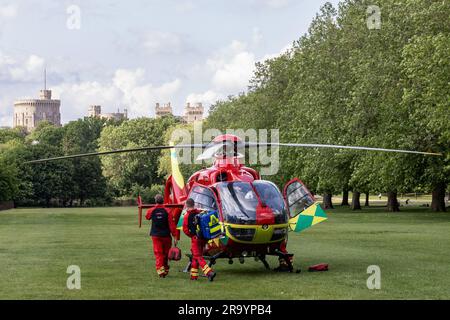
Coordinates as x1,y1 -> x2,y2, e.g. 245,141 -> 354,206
283,178 -> 315,218
186,185 -> 219,212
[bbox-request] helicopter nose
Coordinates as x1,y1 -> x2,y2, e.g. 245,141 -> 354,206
256,204 -> 275,225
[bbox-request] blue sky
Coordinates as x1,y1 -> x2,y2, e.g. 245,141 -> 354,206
0,0 -> 340,126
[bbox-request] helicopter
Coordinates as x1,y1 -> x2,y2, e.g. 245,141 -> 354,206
27,133 -> 442,272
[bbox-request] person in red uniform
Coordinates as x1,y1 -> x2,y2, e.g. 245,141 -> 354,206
182,198 -> 216,281
274,240 -> 293,272
146,194 -> 177,278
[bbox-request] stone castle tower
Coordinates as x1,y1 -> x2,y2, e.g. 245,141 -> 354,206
154,101 -> 204,123
88,105 -> 127,121
88,105 -> 101,117
13,70 -> 61,132
183,102 -> 204,123
155,102 -> 173,118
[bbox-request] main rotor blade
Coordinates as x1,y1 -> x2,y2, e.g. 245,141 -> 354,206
245,142 -> 443,156
196,143 -> 227,161
25,144 -> 207,164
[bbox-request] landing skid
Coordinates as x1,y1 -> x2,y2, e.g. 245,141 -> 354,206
183,252 -> 224,274
182,251 -> 296,272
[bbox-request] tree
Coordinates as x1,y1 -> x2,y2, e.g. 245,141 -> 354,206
62,117 -> 109,205
0,127 -> 27,144
0,152 -> 19,202
401,33 -> 450,211
98,117 -> 178,196
203,0 -> 449,212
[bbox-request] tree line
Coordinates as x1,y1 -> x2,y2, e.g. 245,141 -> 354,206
0,116 -> 177,207
206,0 -> 449,211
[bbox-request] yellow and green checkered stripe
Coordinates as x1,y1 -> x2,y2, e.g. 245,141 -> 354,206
289,203 -> 328,233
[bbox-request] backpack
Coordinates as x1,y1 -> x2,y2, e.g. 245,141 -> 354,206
197,210 -> 221,240
186,211 -> 201,237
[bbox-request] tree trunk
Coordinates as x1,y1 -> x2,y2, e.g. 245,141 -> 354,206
431,182 -> 446,212
352,191 -> 361,210
341,186 -> 349,206
323,193 -> 334,209
364,193 -> 370,207
387,191 -> 400,212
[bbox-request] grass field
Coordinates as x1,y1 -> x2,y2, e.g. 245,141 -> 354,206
0,205 -> 449,299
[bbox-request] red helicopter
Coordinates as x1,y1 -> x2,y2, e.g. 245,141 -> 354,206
133,134 -> 440,271
138,134 -> 317,271
27,133 -> 441,272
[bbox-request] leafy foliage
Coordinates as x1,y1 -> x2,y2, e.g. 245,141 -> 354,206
206,0 -> 449,211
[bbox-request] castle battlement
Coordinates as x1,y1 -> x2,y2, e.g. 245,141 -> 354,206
154,101 -> 204,123
88,105 -> 127,121
155,102 -> 173,118
183,102 -> 204,123
13,90 -> 61,132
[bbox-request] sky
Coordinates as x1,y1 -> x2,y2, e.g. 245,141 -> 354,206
0,0 -> 340,127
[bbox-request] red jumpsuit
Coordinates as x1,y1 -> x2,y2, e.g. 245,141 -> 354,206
146,205 -> 177,277
182,208 -> 214,280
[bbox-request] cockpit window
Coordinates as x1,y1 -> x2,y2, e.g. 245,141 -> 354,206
216,182 -> 257,224
253,181 -> 288,223
189,186 -> 218,211
216,181 -> 288,225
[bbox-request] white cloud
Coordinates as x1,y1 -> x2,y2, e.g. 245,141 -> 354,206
185,40 -> 293,109
51,68 -> 182,121
174,0 -> 195,13
263,0 -> 291,9
0,4 -> 17,19
52,81 -> 123,121
205,40 -> 256,92
113,68 -> 145,93
114,69 -> 181,117
143,31 -> 184,55
212,51 -> 255,92
0,52 -> 45,82
186,90 -> 223,105
260,43 -> 292,61
9,55 -> 45,81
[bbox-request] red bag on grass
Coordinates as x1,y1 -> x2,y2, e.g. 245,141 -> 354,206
308,263 -> 328,272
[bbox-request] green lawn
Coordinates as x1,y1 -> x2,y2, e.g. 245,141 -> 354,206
0,206 -> 449,299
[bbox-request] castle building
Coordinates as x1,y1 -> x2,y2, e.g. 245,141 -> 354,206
88,105 -> 127,121
155,102 -> 173,118
13,88 -> 61,132
183,102 -> 204,123
153,101 -> 205,123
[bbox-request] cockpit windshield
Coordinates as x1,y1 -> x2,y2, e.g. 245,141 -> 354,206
216,181 -> 288,225
253,181 -> 288,222
216,182 -> 257,224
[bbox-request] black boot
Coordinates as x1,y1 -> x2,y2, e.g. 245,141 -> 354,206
274,259 -> 292,272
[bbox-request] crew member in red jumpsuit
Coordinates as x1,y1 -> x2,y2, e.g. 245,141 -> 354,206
182,198 -> 216,281
275,240 -> 293,272
146,194 -> 177,278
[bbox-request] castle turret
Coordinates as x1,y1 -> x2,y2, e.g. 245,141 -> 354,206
155,102 -> 173,118
13,69 -> 61,132
183,102 -> 204,123
88,105 -> 101,117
